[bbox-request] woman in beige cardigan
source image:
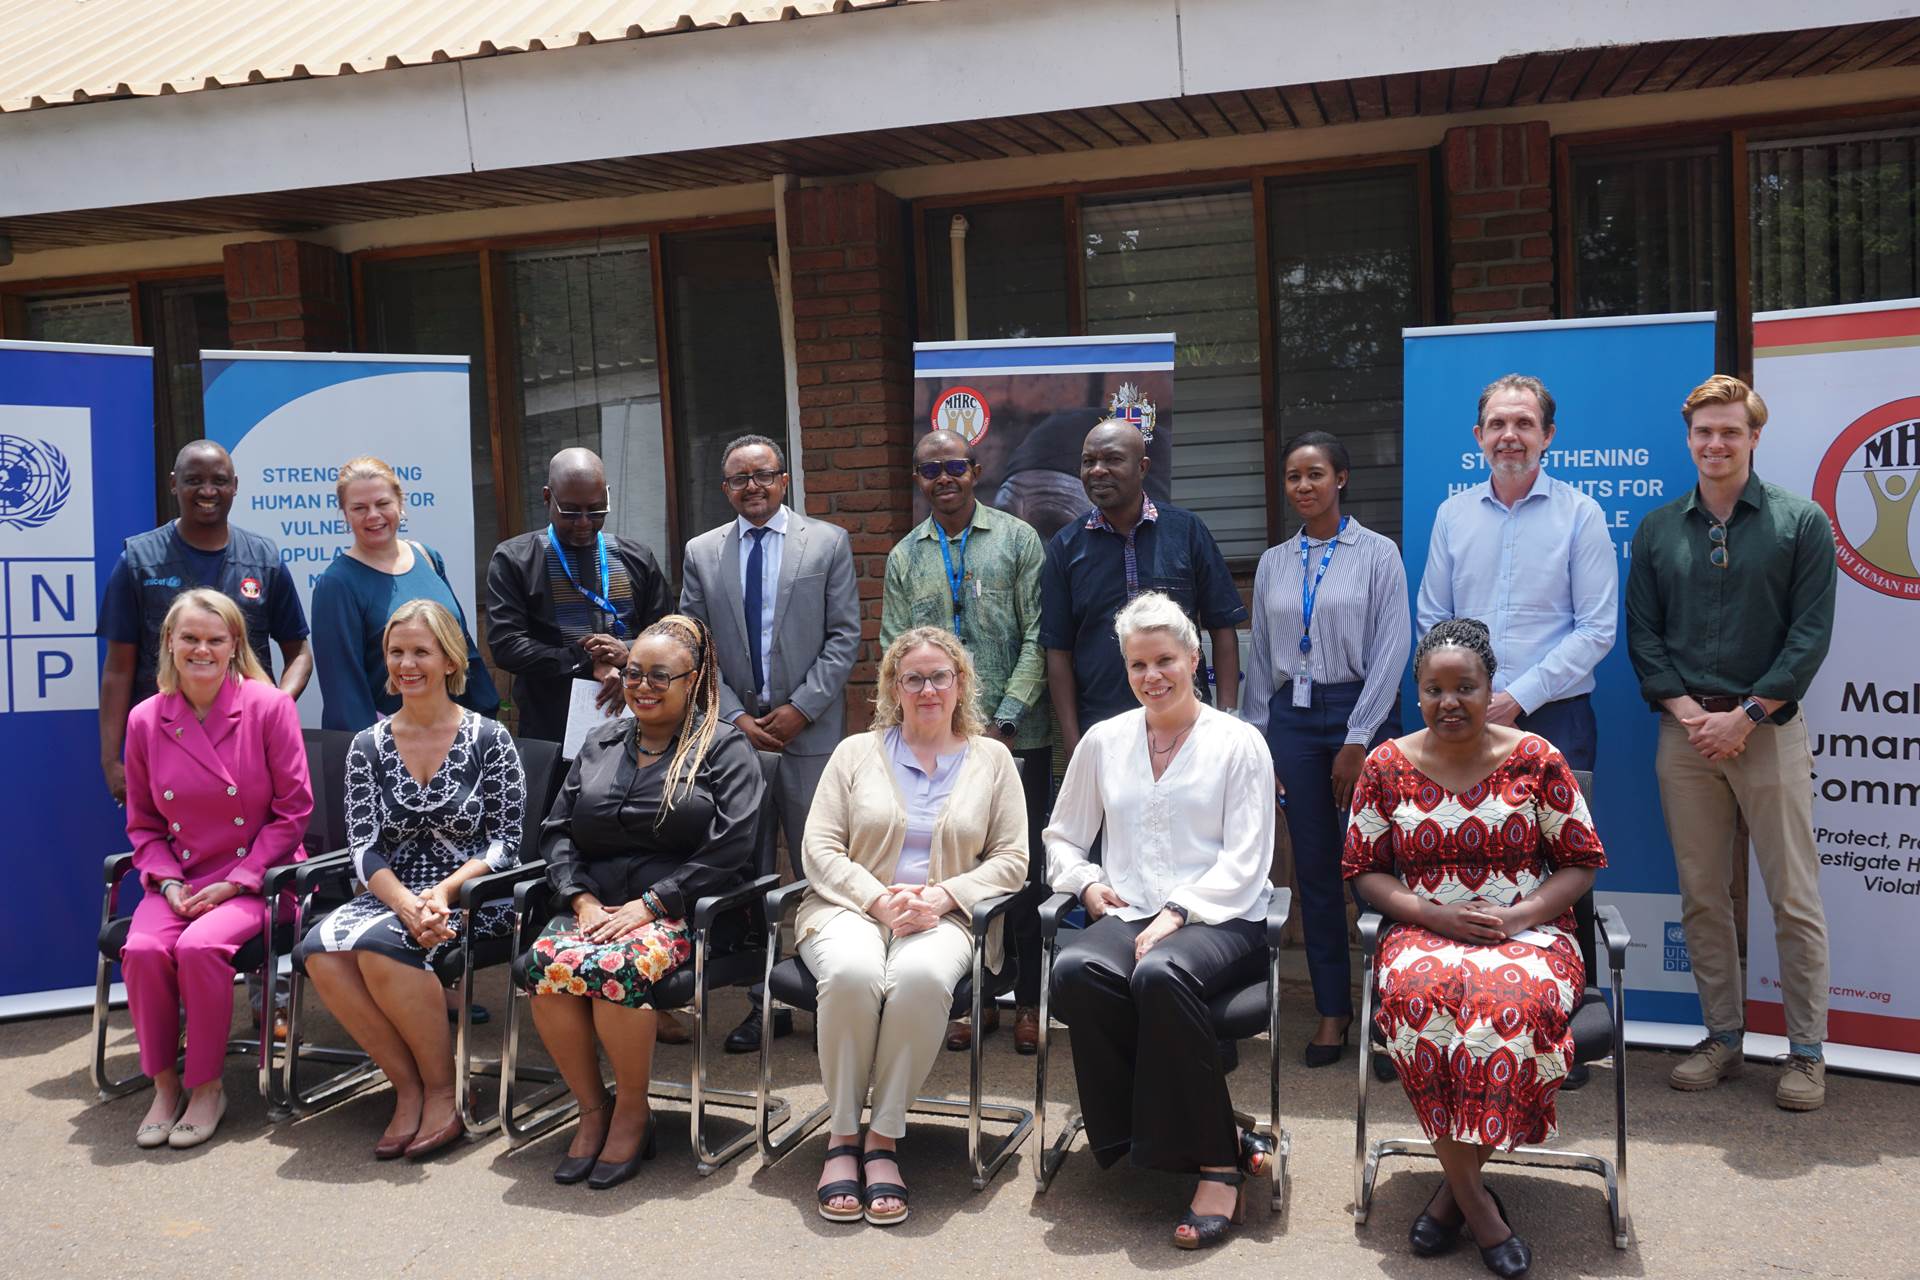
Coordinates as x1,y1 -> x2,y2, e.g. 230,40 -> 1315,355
798,626 -> 1029,1227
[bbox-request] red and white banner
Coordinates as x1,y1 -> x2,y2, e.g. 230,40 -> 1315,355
1751,298 -> 1920,1079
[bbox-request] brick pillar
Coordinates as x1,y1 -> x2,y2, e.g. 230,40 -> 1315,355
784,182 -> 914,730
1443,122 -> 1554,323
222,239 -> 350,350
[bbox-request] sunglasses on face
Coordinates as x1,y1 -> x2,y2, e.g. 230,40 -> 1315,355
554,505 -> 610,523
723,470 -> 784,492
622,667 -> 695,691
915,459 -> 973,481
1708,520 -> 1729,569
897,668 -> 957,694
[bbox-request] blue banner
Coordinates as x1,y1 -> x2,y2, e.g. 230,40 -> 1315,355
1401,314 -> 1715,1035
0,339 -> 154,1008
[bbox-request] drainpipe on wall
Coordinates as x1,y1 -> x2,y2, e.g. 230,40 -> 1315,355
948,213 -> 970,341
772,173 -> 805,509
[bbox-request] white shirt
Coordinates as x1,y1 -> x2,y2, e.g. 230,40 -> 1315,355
1044,704 -> 1274,926
735,505 -> 789,702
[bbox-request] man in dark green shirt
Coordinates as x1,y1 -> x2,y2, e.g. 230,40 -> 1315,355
1626,374 -> 1836,1112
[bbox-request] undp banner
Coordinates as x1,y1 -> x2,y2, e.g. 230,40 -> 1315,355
1751,298 -> 1920,1080
1402,314 -> 1715,1043
0,339 -> 154,1011
200,351 -> 476,726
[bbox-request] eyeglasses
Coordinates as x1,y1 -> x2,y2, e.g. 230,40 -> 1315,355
915,459 -> 973,481
622,667 -> 696,691
897,668 -> 957,694
553,505 -> 611,523
1707,520 -> 1729,569
722,469 -> 785,492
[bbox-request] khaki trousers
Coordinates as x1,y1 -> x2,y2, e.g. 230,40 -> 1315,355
799,910 -> 974,1139
1656,712 -> 1829,1046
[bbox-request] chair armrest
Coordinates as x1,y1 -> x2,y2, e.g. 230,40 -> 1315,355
968,891 -> 1017,941
104,851 -> 135,885
1357,910 -> 1386,958
1595,903 -> 1632,969
513,876 -> 555,920
292,850 -> 355,897
460,861 -> 548,912
765,877 -> 811,929
693,873 -> 779,933
1264,887 -> 1293,948
260,856 -> 321,897
1037,891 -> 1074,941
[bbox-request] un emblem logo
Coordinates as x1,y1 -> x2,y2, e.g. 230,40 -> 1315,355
0,435 -> 73,531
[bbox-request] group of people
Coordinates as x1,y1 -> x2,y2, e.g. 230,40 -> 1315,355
101,367 -> 1837,1274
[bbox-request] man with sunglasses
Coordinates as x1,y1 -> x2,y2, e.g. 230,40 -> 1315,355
1627,374 -> 1836,1111
485,447 -> 673,743
881,428 -> 1051,1053
681,433 -> 860,1053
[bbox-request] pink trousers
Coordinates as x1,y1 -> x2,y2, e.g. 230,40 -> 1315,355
121,892 -> 286,1087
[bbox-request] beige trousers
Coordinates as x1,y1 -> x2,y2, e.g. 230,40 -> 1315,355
1655,712 -> 1830,1047
799,910 -> 974,1139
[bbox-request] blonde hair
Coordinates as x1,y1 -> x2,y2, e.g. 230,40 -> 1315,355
1113,590 -> 1199,656
335,455 -> 405,507
382,598 -> 469,696
636,614 -> 724,819
1681,374 -> 1769,431
155,588 -> 270,694
870,627 -> 987,739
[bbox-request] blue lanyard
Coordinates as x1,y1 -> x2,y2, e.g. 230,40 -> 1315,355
1297,516 -> 1348,657
936,524 -> 972,636
546,525 -> 626,638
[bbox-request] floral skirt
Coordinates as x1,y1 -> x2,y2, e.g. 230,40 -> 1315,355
514,912 -> 692,1010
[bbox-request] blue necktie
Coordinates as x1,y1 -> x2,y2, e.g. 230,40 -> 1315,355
744,526 -> 769,701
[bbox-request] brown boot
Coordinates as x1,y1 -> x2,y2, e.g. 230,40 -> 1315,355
1013,1006 -> 1040,1055
944,1005 -> 1000,1051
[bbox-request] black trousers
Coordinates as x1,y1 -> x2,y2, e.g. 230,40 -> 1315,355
1007,744 -> 1054,1007
1050,913 -> 1266,1172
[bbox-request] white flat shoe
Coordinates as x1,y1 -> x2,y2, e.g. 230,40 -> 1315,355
167,1093 -> 227,1149
135,1098 -> 186,1149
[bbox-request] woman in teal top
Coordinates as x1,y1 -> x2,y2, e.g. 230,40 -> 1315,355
312,455 -> 500,731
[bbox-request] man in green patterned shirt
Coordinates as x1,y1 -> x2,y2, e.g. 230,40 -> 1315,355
882,428 -> 1051,1054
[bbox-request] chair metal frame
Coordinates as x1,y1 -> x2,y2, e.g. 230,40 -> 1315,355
1031,887 -> 1295,1217
754,879 -> 1034,1191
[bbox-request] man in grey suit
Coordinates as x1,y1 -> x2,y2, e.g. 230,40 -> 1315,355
680,432 -> 860,1052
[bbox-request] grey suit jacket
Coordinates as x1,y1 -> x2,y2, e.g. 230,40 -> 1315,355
679,507 -> 861,757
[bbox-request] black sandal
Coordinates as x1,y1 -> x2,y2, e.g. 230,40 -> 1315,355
1237,1128 -> 1276,1178
1173,1169 -> 1246,1250
816,1144 -> 865,1223
861,1148 -> 910,1226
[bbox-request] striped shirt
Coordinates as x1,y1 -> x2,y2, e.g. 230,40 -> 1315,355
1243,517 -> 1411,745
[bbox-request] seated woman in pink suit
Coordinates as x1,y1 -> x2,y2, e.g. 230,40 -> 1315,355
1343,618 -> 1605,1279
122,587 -> 313,1150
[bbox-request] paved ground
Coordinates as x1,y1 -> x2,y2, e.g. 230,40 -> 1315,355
5,957 -> 1914,1279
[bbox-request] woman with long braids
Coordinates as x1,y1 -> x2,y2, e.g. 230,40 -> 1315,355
513,614 -> 765,1190
1344,618 -> 1605,1278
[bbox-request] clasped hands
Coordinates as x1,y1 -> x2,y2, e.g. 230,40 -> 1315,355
163,879 -> 243,919
396,886 -> 460,948
733,704 -> 809,753
585,633 -> 630,714
868,884 -> 957,935
1081,882 -> 1185,961
1423,894 -> 1538,946
573,895 -> 657,943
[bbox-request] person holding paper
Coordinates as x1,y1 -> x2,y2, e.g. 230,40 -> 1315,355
1344,618 -> 1605,1278
485,447 -> 672,746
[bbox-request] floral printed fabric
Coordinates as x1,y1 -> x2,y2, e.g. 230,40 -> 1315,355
520,914 -> 692,1009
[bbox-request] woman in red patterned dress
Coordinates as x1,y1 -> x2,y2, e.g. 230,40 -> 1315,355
1343,618 -> 1605,1278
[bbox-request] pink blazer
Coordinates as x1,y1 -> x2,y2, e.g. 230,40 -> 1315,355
124,675 -> 313,894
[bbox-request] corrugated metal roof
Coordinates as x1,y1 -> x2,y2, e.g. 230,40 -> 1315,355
0,0 -> 927,113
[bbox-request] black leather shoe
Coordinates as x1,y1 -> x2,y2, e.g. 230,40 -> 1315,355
1303,1019 -> 1352,1068
1473,1188 -> 1530,1277
554,1150 -> 599,1184
1409,1183 -> 1463,1256
587,1114 -> 658,1190
725,1004 -> 793,1054
1561,1061 -> 1591,1091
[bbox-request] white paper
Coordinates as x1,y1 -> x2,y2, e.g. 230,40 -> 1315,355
563,678 -> 630,758
1509,928 -> 1558,949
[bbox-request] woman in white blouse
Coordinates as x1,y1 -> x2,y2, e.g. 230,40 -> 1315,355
1046,591 -> 1276,1251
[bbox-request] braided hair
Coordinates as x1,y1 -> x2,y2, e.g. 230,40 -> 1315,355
1413,617 -> 1498,683
638,613 -> 723,820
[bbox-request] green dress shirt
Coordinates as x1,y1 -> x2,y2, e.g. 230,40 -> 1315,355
1625,471 -> 1837,719
881,501 -> 1051,750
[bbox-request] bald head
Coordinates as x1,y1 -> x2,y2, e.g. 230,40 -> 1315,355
170,440 -> 237,533
913,429 -> 974,466
1079,419 -> 1149,517
545,448 -> 611,547
174,439 -> 232,474
548,447 -> 606,489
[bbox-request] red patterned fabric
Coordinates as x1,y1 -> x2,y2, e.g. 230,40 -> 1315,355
1342,734 -> 1605,1148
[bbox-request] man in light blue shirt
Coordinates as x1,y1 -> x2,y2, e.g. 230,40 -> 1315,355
1416,373 -> 1617,771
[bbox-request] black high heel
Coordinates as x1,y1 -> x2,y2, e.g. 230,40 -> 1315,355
1473,1187 -> 1532,1277
1172,1170 -> 1246,1250
1409,1180 -> 1463,1256
1236,1128 -> 1276,1177
553,1102 -> 610,1185
1303,1018 -> 1353,1068
586,1111 -> 658,1190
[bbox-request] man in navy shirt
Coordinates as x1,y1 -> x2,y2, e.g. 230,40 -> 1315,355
1041,419 -> 1246,759
98,440 -> 311,805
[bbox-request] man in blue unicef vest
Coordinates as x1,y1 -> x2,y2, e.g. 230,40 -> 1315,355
97,440 -> 312,805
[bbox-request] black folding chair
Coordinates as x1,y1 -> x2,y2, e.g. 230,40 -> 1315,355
278,734 -> 564,1135
501,749 -> 786,1174
1351,769 -> 1632,1248
1031,886 -> 1295,1216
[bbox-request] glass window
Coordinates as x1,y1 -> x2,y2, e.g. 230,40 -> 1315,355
360,255 -> 497,583
660,226 -> 786,542
1083,187 -> 1265,560
1570,144 -> 1726,318
24,291 -> 134,345
923,199 -> 1069,341
140,279 -> 230,467
1751,125 -> 1920,313
506,241 -> 668,560
1267,167 -> 1423,543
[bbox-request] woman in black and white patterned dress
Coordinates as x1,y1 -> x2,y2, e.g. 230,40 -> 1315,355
296,600 -> 525,1161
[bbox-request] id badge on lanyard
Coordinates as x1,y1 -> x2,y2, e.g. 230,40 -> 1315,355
1294,516 -> 1347,710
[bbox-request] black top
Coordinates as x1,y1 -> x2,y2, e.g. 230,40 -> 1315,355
540,715 -> 764,919
485,529 -> 673,742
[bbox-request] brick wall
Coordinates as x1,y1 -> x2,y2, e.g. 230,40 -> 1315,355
1443,122 -> 1555,324
784,182 -> 915,730
222,240 -> 350,351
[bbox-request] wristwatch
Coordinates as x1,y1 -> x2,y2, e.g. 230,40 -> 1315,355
1163,902 -> 1190,924
997,720 -> 1020,738
1740,697 -> 1768,724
